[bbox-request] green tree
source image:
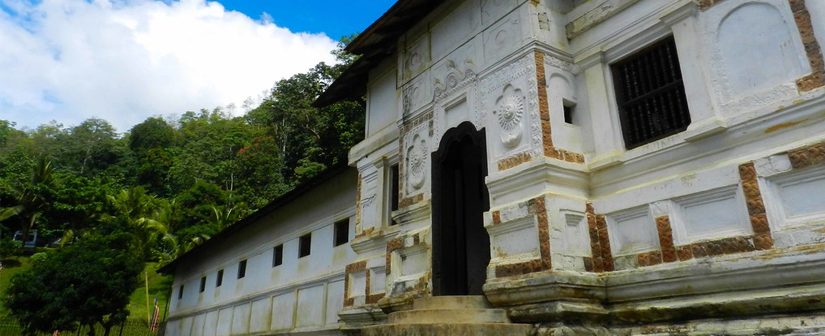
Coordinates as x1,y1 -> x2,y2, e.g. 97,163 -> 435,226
0,158 -> 55,245
4,231 -> 143,336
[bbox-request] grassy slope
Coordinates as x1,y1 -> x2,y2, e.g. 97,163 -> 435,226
0,256 -> 32,317
127,262 -> 174,323
0,257 -> 173,321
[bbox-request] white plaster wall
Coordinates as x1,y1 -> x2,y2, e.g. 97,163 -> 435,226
166,169 -> 357,335
367,60 -> 398,137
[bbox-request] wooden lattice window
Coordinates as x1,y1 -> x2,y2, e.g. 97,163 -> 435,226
611,36 -> 691,149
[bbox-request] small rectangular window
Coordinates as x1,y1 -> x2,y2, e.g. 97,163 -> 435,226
216,269 -> 223,287
334,219 -> 349,246
563,104 -> 574,124
178,285 -> 184,300
273,245 -> 283,267
299,233 -> 312,258
389,164 -> 399,224
237,259 -> 247,279
199,276 -> 206,293
611,36 -> 691,149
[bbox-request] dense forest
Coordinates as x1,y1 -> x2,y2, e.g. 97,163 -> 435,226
0,42 -> 363,334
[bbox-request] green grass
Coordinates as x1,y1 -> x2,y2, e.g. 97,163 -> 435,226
0,257 -> 172,322
127,262 -> 174,324
0,256 -> 32,317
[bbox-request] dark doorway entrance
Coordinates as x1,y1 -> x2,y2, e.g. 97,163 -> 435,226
431,121 -> 491,296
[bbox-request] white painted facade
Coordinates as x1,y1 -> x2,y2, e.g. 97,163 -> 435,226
165,0 -> 825,334
164,169 -> 357,336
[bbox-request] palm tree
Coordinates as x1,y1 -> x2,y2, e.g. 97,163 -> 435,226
0,158 -> 54,245
107,187 -> 171,260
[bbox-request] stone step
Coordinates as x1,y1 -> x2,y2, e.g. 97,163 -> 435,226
412,295 -> 492,310
361,323 -> 533,336
388,308 -> 511,324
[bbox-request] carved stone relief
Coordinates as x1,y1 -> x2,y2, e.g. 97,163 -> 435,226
401,72 -> 433,117
480,53 -> 539,160
493,84 -> 525,148
403,35 -> 431,81
406,134 -> 427,191
400,110 -> 433,197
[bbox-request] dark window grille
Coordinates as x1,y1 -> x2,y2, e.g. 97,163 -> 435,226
273,245 -> 283,267
299,233 -> 312,258
199,276 -> 206,293
216,269 -> 223,287
237,259 -> 247,279
334,220 -> 349,246
611,36 -> 691,149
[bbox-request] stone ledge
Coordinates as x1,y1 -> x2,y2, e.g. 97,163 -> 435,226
484,245 -> 825,324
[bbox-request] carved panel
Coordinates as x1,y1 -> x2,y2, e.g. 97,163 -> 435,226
481,0 -> 518,27
406,134 -> 427,191
400,111 -> 433,197
403,34 -> 431,82
493,84 -> 525,148
480,53 -> 540,164
401,72 -> 433,117
703,0 -> 807,113
483,8 -> 525,67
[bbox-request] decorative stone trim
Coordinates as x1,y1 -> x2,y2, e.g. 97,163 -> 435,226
398,194 -> 424,208
739,162 -> 774,250
635,251 -> 664,267
788,140 -> 825,169
790,0 -> 825,91
494,196 -> 552,277
536,51 -> 553,152
672,235 -> 756,261
492,210 -> 502,225
656,216 -> 678,263
343,260 -> 367,307
497,152 -> 533,171
585,202 -> 614,272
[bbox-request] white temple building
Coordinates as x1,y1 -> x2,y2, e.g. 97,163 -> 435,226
162,0 -> 825,334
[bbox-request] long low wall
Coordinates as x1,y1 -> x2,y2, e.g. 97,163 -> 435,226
165,271 -> 345,336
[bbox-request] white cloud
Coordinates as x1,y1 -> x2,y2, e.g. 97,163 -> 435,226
0,0 -> 339,132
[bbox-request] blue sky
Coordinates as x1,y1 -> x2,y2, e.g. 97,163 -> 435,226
0,0 -> 396,132
218,1 -> 396,41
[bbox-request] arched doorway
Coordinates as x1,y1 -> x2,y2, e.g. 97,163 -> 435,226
431,121 -> 491,296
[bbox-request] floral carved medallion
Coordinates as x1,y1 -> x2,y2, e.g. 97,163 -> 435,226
494,84 -> 525,148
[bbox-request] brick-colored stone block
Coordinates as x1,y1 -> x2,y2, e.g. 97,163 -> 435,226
497,152 -> 532,171
791,0 -> 825,91
677,245 -> 694,261
754,233 -> 774,250
789,142 -> 825,169
386,238 -> 404,275
656,216 -> 677,263
750,213 -> 771,235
